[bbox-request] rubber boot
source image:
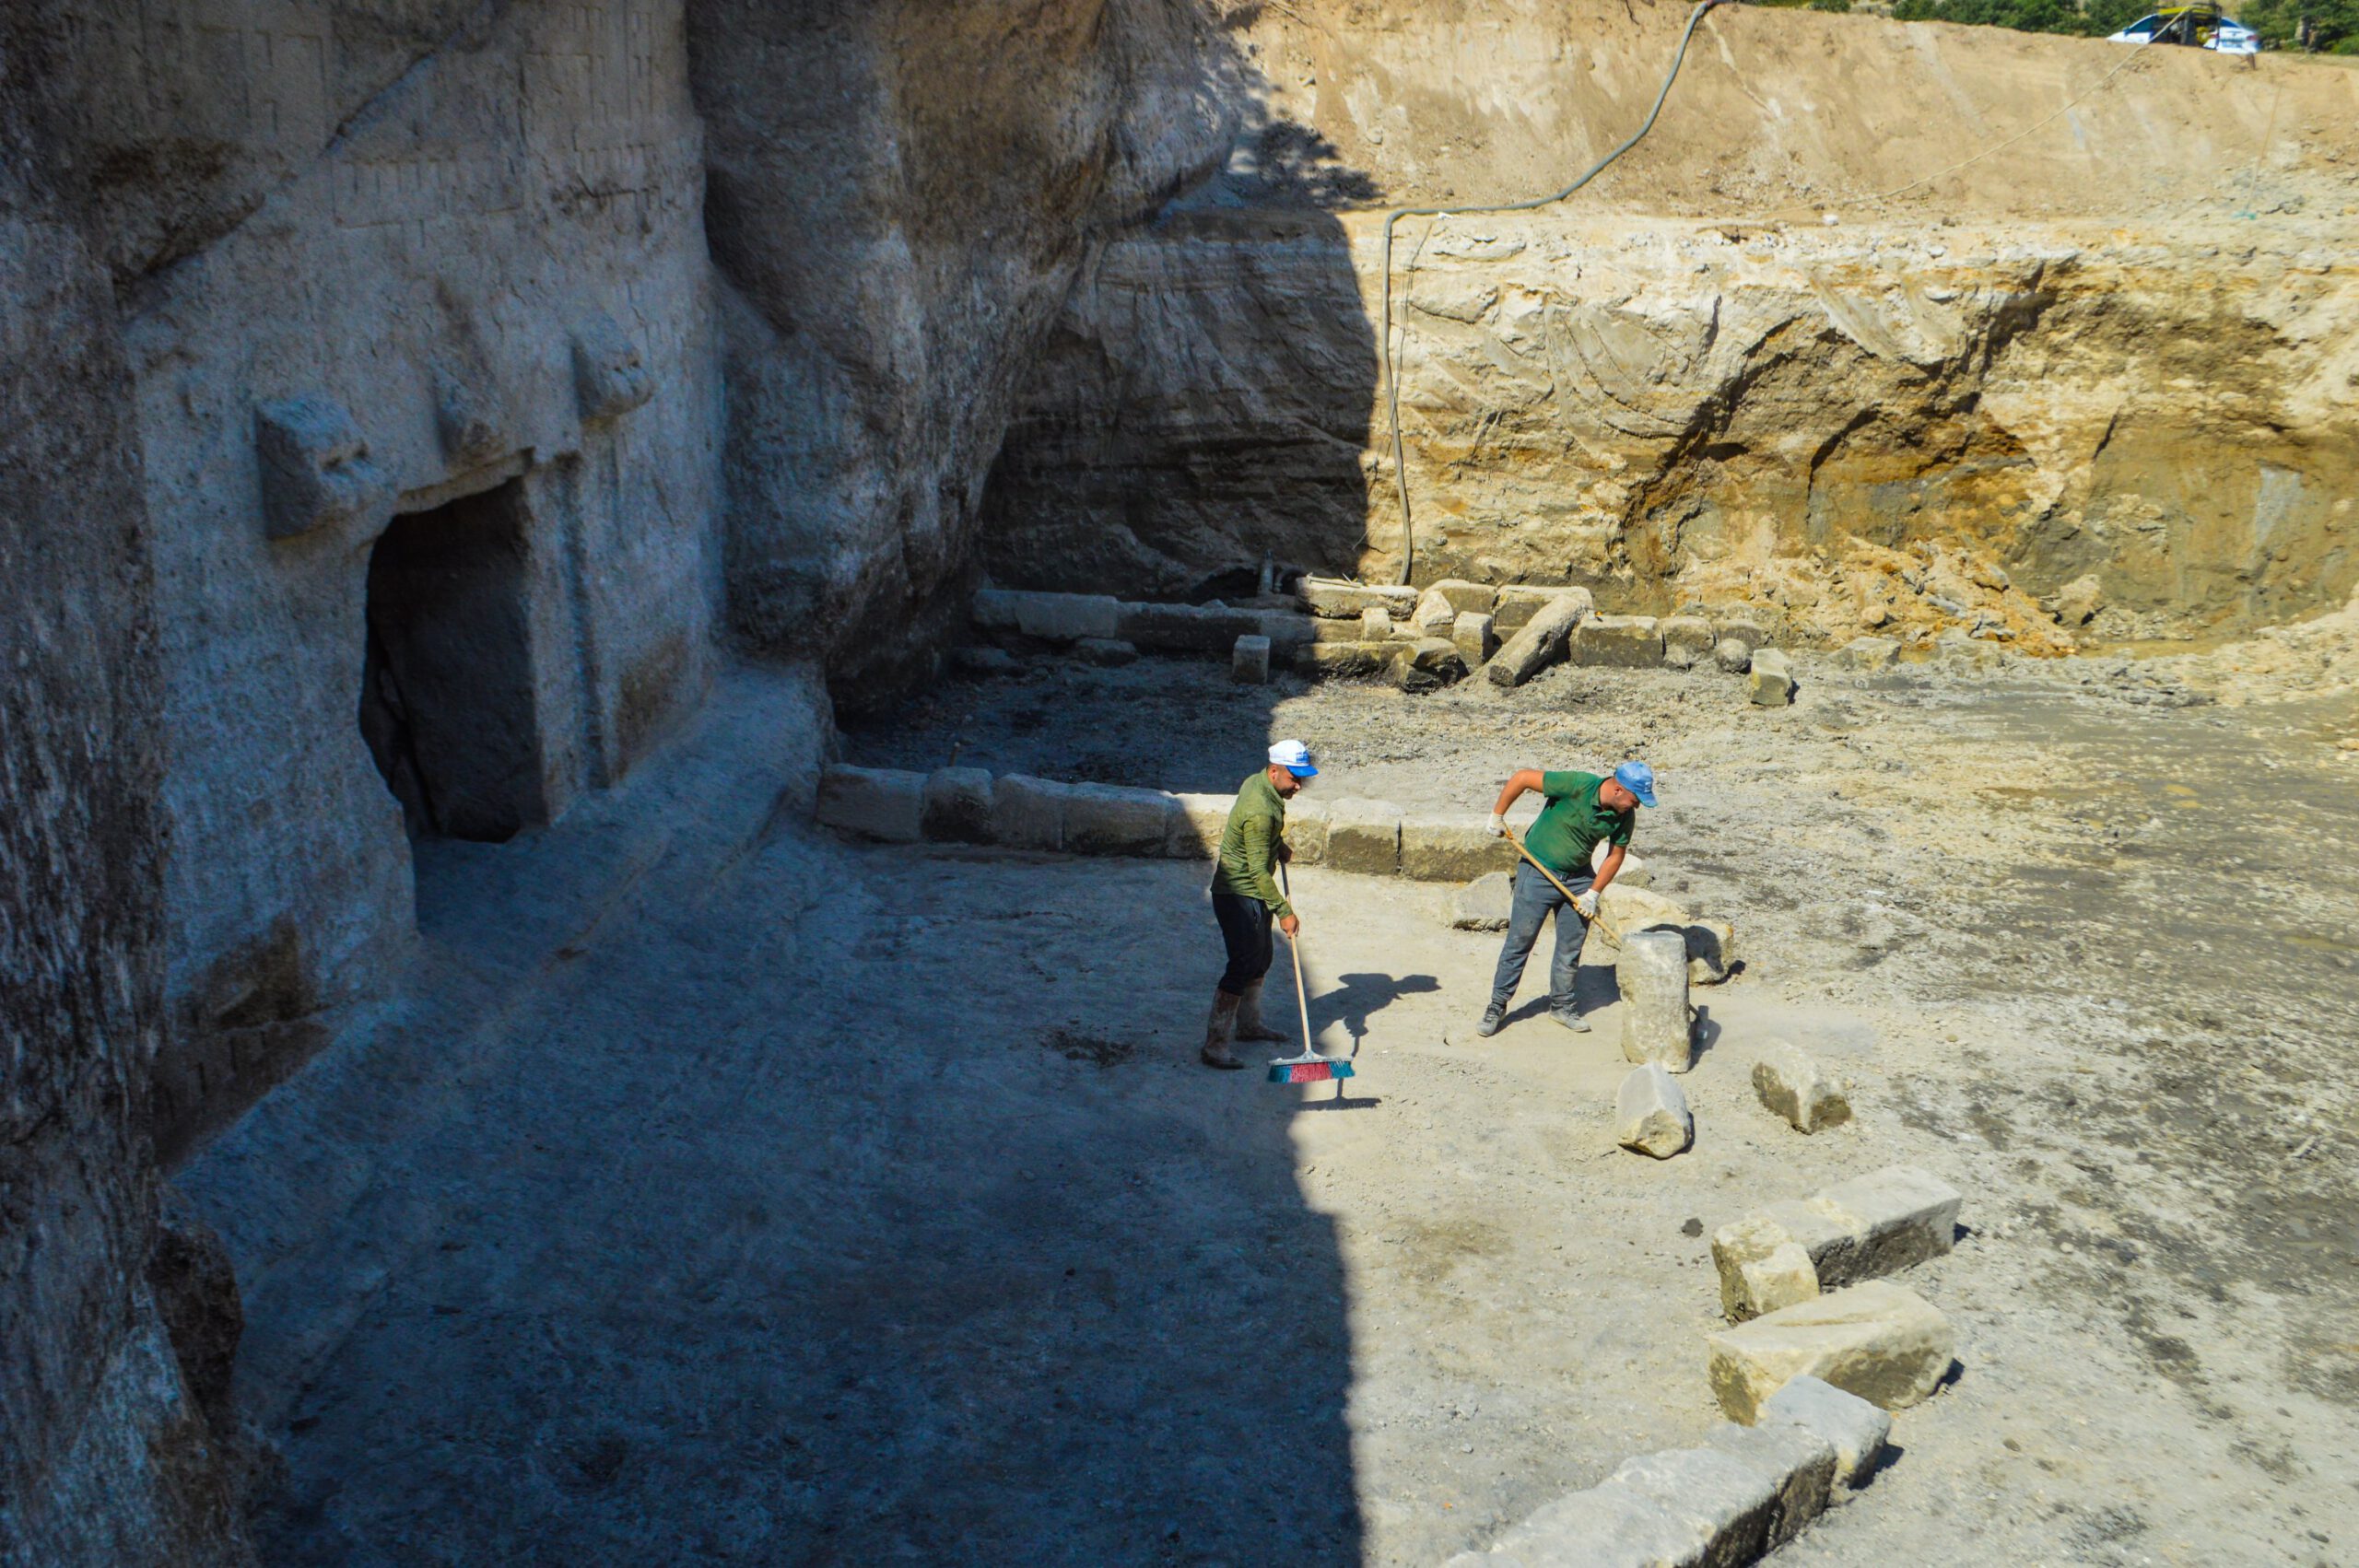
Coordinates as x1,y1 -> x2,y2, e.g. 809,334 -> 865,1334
1235,978 -> 1289,1044
1201,991 -> 1244,1070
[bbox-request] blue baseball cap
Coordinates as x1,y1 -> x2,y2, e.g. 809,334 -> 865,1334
1268,739 -> 1319,778
1614,760 -> 1657,807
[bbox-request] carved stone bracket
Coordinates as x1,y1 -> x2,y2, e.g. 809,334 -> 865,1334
254,396 -> 394,542
570,314 -> 653,424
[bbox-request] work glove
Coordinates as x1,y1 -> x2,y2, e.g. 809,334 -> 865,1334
1572,889 -> 1600,919
1488,813 -> 1508,838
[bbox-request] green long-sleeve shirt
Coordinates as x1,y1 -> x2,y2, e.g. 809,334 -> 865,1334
1212,770 -> 1294,919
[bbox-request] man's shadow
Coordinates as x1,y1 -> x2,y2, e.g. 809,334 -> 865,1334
1305,971 -> 1440,1056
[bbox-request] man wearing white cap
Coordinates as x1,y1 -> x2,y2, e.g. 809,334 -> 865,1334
1477,759 -> 1656,1037
1202,739 -> 1319,1070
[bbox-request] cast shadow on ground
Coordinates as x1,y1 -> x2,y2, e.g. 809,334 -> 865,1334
1309,970 -> 1440,1052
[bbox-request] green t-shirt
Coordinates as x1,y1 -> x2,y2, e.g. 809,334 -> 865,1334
1521,770 -> 1633,876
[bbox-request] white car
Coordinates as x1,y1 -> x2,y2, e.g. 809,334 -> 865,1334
2107,9 -> 2262,52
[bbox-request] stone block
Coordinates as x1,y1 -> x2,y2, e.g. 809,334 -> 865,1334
571,312 -> 655,422
1572,614 -> 1664,668
1115,600 -> 1255,653
989,774 -> 1072,851
1748,648 -> 1796,707
1294,642 -> 1390,679
1231,634 -> 1271,684
1400,816 -> 1515,882
1699,1420 -> 1841,1548
1283,798 -> 1331,866
1451,611 -> 1497,666
1322,799 -> 1402,876
816,765 -> 925,842
1754,1042 -> 1851,1133
1660,615 -> 1716,670
1594,883 -> 1691,954
1450,872 -> 1513,930
1612,1437 -> 1830,1564
1707,1281 -> 1955,1422
1615,1064 -> 1693,1159
1715,638 -> 1754,674
1024,591 -> 1120,641
1493,584 -> 1593,633
1427,579 -> 1496,615
253,396 -> 393,541
1487,1480 -> 1710,1568
1074,637 -> 1138,666
1486,593 -> 1589,688
1759,1375 -> 1892,1498
1062,783 -> 1177,857
1361,605 -> 1395,641
1411,587 -> 1461,633
1837,635 -> 1899,672
1811,1165 -> 1964,1286
1686,918 -> 1737,985
1299,578 -> 1418,619
1390,638 -> 1467,692
1711,1215 -> 1822,1322
1617,929 -> 1694,1071
1713,613 -> 1771,650
921,766 -> 994,844
1309,616 -> 1374,644
1165,792 -> 1233,859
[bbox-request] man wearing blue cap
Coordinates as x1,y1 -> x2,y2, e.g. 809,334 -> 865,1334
1476,760 -> 1656,1036
1202,739 -> 1319,1070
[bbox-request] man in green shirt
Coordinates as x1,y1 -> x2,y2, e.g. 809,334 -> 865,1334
1203,739 -> 1318,1070
1476,760 -> 1655,1037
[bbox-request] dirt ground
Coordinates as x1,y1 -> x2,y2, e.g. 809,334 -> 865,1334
184,645 -> 2359,1565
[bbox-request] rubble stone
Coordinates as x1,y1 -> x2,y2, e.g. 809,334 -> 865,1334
1300,578 -> 1418,619
1451,872 -> 1514,930
1411,587 -> 1461,632
1361,605 -> 1395,641
1486,592 -> 1589,687
989,774 -> 1073,851
1592,884 -> 1692,954
1707,1281 -> 1956,1422
1164,792 -> 1233,860
1714,614 -> 1771,650
1753,1042 -> 1852,1133
1323,798 -> 1403,876
1837,635 -> 1899,671
816,765 -> 925,842
1391,638 -> 1468,690
1715,638 -> 1754,674
1572,614 -> 1664,668
1451,611 -> 1498,666
1617,929 -> 1695,1072
1711,1165 -> 1963,1315
1074,636 -> 1138,666
1748,648 -> 1797,706
1711,1214 -> 1823,1321
1401,817 -> 1515,881
1660,615 -> 1716,669
921,766 -> 995,844
2051,572 -> 2103,626
1231,634 -> 1271,684
1615,1064 -> 1694,1159
1062,783 -> 1177,856
1686,918 -> 1738,985
1758,1375 -> 1893,1497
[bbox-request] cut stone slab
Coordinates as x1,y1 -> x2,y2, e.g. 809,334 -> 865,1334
1164,792 -> 1233,860
1615,1064 -> 1693,1159
1492,584 -> 1593,633
1282,798 -> 1331,866
1837,635 -> 1899,672
1753,1041 -> 1852,1134
1451,611 -> 1498,666
1572,614 -> 1664,668
1748,648 -> 1796,707
815,765 -> 924,842
1450,872 -> 1513,930
988,774 -> 1072,851
1250,611 -> 1320,652
1699,1420 -> 1841,1548
1293,642 -> 1390,679
973,589 -> 1120,643
920,766 -> 994,844
1062,783 -> 1176,857
1073,637 -> 1137,666
1323,799 -> 1402,876
1231,634 -> 1271,685
1711,1214 -> 1822,1322
1715,638 -> 1754,674
1427,579 -> 1495,615
1708,1281 -> 1956,1422
1485,1479 -> 1712,1568
1686,918 -> 1737,985
1711,1164 -> 1962,1317
1299,578 -> 1418,619
1115,601 -> 1258,655
1617,929 -> 1694,1072
1759,1375 -> 1893,1498
1486,592 -> 1589,688
1401,816 -> 1515,882
1608,1445 -> 1818,1566
1660,615 -> 1715,670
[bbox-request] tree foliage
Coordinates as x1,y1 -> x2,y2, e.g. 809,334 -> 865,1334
1882,0 -> 2359,50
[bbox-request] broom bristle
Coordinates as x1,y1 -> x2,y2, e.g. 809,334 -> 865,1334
1267,1059 -> 1354,1084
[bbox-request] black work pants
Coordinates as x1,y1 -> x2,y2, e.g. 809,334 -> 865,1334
1212,892 -> 1275,994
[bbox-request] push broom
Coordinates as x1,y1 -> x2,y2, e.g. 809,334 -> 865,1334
1266,863 -> 1355,1085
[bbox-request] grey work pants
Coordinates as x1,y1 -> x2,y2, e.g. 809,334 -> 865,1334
1488,862 -> 1594,1019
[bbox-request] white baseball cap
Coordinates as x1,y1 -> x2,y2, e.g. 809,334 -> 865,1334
1268,739 -> 1318,778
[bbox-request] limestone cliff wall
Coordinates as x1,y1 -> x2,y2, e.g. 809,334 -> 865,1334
981,3 -> 2359,644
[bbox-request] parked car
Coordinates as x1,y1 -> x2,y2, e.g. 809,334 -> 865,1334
2107,6 -> 2262,52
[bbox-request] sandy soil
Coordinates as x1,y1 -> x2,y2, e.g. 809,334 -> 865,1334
183,649 -> 2358,1565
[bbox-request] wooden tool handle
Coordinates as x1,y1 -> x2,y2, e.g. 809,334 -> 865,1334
1502,825 -> 1623,944
1278,863 -> 1315,1049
